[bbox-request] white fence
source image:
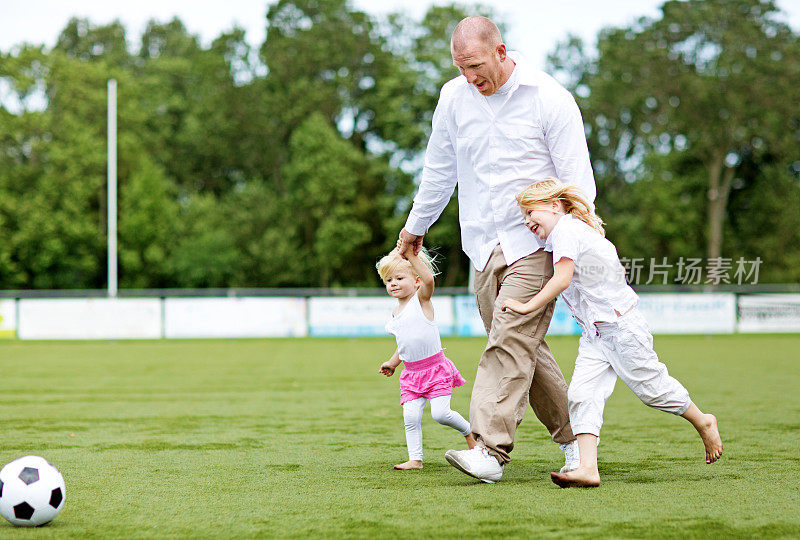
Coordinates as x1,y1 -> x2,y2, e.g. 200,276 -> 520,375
0,293 -> 798,340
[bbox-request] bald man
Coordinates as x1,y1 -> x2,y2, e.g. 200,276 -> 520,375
398,16 -> 596,483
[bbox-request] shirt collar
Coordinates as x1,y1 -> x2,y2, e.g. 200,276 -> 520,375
493,64 -> 518,96
545,213 -> 572,251
507,51 -> 544,87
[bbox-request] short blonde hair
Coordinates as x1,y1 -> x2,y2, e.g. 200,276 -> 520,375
376,248 -> 439,282
516,177 -> 605,236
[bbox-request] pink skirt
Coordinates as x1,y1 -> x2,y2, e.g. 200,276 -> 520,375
399,350 -> 468,404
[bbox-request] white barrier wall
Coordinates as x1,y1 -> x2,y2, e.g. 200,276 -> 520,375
8,293 -> 796,340
164,297 -> 307,338
308,296 -> 455,336
637,293 -> 736,334
737,294 -> 800,333
0,299 -> 16,339
453,295 -> 581,336
18,298 -> 162,340
453,295 -> 483,337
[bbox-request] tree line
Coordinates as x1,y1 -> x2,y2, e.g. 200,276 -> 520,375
1,0 -> 798,290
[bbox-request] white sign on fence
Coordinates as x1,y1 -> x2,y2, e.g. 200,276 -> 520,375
0,299 -> 16,339
308,296 -> 455,337
737,294 -> 800,333
164,297 -> 307,338
18,298 -> 162,340
637,293 -> 736,334
453,295 -> 581,336
453,295 -> 484,337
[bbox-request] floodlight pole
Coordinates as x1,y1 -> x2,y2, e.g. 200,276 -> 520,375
107,79 -> 118,298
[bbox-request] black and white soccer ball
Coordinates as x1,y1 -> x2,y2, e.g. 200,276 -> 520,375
0,455 -> 66,527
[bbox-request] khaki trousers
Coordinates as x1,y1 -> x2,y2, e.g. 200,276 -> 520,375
470,245 -> 574,464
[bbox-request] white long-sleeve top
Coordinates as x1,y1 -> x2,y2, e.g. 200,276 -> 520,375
404,51 -> 596,271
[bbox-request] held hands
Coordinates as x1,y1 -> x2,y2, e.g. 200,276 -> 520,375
398,229 -> 423,257
395,238 -> 414,259
379,362 -> 396,377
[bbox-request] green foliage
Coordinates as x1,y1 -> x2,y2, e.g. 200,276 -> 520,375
279,112 -> 410,286
602,152 -> 707,267
55,17 -> 132,68
1,1 -> 798,288
0,6 -> 428,289
549,0 -> 800,271
0,49 -> 110,288
166,192 -> 241,288
727,162 -> 800,282
117,155 -> 179,288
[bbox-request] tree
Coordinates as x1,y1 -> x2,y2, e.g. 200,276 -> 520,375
117,155 -> 180,288
261,0 -> 387,150
0,47 -> 110,288
166,192 -> 241,287
366,4 -> 502,286
55,17 -> 132,68
550,0 -> 800,263
0,4 -> 513,289
279,112 -> 403,286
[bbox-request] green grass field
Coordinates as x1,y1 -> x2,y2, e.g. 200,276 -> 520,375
0,334 -> 799,538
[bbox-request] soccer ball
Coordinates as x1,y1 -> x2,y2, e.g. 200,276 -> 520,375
0,456 -> 65,527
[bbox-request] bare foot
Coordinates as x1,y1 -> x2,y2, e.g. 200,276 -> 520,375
393,460 -> 423,470
550,468 -> 600,488
697,413 -> 723,464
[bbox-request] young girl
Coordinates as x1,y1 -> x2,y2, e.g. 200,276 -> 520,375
377,243 -> 476,470
501,177 -> 723,488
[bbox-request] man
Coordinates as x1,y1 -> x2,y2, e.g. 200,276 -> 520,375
398,16 -> 596,483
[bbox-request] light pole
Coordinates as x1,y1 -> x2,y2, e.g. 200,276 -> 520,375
107,78 -> 117,298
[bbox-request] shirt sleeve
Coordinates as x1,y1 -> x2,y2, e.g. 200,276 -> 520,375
550,221 -> 580,268
542,87 -> 596,210
404,92 -> 459,236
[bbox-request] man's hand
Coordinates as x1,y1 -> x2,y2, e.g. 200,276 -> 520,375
398,229 -> 424,256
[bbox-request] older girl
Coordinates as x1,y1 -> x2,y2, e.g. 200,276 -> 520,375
502,178 -> 722,487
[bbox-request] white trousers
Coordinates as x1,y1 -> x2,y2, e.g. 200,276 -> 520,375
402,395 -> 471,461
568,308 -> 692,437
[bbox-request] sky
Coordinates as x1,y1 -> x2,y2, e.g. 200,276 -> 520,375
2,0 -> 799,71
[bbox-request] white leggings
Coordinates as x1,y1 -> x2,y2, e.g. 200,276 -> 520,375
402,395 -> 471,461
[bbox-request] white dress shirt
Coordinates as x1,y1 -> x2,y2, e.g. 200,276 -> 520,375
404,51 -> 596,271
546,214 -> 638,332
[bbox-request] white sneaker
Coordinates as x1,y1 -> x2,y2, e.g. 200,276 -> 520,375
444,447 -> 503,483
559,440 -> 580,473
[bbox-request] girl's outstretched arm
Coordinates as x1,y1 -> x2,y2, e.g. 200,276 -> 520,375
502,257 -> 575,315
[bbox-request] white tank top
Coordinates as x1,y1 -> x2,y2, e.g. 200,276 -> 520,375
385,293 -> 443,362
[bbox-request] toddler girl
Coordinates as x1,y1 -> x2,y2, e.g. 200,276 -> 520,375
377,244 -> 476,470
502,178 -> 723,487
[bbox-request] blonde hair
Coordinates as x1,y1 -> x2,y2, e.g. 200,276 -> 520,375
375,247 -> 439,283
516,177 -> 605,236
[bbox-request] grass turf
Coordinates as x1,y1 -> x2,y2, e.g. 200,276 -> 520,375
0,334 -> 799,538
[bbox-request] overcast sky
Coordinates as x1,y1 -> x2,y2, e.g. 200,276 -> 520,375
2,0 -> 799,70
